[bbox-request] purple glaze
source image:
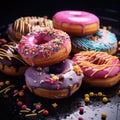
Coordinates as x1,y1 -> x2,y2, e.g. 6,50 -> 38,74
25,59 -> 84,96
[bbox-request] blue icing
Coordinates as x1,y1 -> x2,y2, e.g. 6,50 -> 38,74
71,29 -> 117,52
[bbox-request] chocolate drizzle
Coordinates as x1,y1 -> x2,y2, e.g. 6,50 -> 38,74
0,42 -> 28,72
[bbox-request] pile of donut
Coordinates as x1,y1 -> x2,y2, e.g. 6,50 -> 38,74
0,10 -> 120,99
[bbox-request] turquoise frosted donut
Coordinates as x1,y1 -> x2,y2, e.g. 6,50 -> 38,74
71,29 -> 118,55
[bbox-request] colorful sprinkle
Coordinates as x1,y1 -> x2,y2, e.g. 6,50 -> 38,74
89,92 -> 94,97
102,97 -> 108,103
84,97 -> 90,103
79,107 -> 84,114
5,80 -> 10,85
17,101 -> 23,106
0,82 -> 4,87
35,104 -> 41,110
101,112 -> 107,119
43,110 -> 49,116
22,105 -> 27,109
98,92 -> 103,97
52,103 -> 58,108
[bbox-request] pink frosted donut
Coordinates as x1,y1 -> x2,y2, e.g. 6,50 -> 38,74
18,27 -> 71,66
52,10 -> 100,36
72,51 -> 120,87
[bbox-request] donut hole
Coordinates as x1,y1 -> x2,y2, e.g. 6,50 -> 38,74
34,34 -> 53,44
44,62 -> 65,74
90,56 -> 106,65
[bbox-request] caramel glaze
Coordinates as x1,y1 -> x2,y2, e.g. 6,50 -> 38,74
0,42 -> 28,72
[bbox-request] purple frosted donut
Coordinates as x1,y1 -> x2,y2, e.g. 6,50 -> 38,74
25,59 -> 84,99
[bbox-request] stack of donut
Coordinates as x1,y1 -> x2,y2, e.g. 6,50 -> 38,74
17,26 -> 84,99
52,10 -> 120,87
1,15 -> 83,99
52,10 -> 118,55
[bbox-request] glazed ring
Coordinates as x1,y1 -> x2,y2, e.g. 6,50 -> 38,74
71,29 -> 118,55
0,42 -> 29,76
7,16 -> 53,42
52,10 -> 100,36
25,59 -> 84,99
72,51 -> 120,87
18,27 -> 71,66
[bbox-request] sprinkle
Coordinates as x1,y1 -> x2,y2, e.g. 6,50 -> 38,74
84,97 -> 90,103
98,92 -> 103,97
22,85 -> 27,89
102,26 -> 107,30
89,92 -> 94,97
25,113 -> 37,117
13,89 -> 19,94
4,88 -> 11,94
84,94 -> 90,98
118,41 -> 120,45
19,91 -> 24,96
17,101 -> 23,106
0,85 -> 15,94
52,76 -> 59,80
52,103 -> 58,108
0,82 -> 4,87
22,105 -> 27,109
33,80 -> 37,83
35,104 -> 41,110
101,112 -> 107,119
102,97 -> 108,103
13,90 -> 24,96
39,80 -> 44,84
78,116 -> 83,120
79,107 -> 84,114
117,47 -> 120,51
69,84 -> 73,87
5,80 -> 10,85
43,110 -> 49,116
20,110 -> 30,113
32,109 -> 36,113
38,109 -> 45,114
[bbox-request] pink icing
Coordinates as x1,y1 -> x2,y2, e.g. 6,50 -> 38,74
18,27 -> 71,65
72,52 -> 120,79
53,10 -> 99,28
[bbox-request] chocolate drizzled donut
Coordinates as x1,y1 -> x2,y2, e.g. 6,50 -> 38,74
0,42 -> 29,76
12,16 -> 53,41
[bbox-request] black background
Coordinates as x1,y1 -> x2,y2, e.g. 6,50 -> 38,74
0,0 -> 120,26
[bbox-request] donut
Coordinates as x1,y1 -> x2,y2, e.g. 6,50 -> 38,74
6,16 -> 53,42
18,27 -> 72,66
71,29 -> 118,55
0,42 -> 29,76
72,51 -> 120,87
25,59 -> 84,99
52,10 -> 100,36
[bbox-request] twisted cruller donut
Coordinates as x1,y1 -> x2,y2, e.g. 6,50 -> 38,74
25,59 -> 84,99
18,27 -> 71,66
0,42 -> 29,76
7,16 -> 53,42
72,51 -> 120,87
